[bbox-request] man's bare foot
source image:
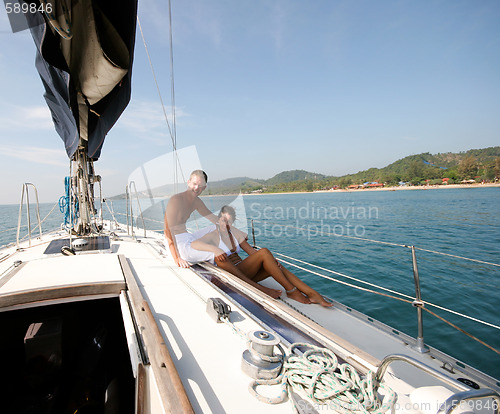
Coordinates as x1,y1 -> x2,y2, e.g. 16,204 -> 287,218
260,286 -> 282,299
307,291 -> 334,307
286,287 -> 311,304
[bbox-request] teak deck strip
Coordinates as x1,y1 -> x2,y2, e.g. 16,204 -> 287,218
118,254 -> 194,414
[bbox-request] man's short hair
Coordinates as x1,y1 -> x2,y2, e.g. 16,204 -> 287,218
190,170 -> 208,183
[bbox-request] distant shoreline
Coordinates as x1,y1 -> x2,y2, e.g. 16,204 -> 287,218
241,182 -> 500,196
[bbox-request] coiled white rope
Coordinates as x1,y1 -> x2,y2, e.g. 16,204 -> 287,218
249,343 -> 396,413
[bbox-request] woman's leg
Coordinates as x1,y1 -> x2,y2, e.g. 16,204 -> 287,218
237,249 -> 311,304
215,258 -> 282,299
279,265 -> 333,307
240,249 -> 332,307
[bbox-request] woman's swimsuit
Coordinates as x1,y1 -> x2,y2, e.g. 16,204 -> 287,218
218,228 -> 242,266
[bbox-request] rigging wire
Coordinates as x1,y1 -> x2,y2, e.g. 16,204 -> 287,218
272,253 -> 500,355
414,246 -> 500,268
249,218 -> 500,268
422,307 -> 500,356
137,5 -> 207,234
17,201 -> 59,243
137,17 -> 174,143
167,0 -> 178,191
276,254 -> 500,330
272,249 -> 415,301
136,14 -> 186,190
103,200 -> 120,227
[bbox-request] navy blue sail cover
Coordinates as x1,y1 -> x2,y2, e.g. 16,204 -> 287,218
26,0 -> 138,160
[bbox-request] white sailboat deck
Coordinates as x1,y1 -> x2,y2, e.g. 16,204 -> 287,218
0,227 -> 295,412
1,224 -> 498,413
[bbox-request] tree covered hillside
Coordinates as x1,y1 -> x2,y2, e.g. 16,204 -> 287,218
207,147 -> 500,194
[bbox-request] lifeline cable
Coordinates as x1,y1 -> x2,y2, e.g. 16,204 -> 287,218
270,253 -> 500,355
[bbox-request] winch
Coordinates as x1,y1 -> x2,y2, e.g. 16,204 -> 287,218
241,330 -> 283,380
72,238 -> 89,249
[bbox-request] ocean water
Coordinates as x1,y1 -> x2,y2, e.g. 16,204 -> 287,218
2,187 -> 499,380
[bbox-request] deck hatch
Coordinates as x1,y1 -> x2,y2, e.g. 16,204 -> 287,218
44,236 -> 110,254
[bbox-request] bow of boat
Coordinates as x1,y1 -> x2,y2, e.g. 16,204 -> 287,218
1,222 -> 499,413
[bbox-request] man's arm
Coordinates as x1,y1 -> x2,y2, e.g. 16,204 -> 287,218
194,198 -> 219,224
164,198 -> 190,268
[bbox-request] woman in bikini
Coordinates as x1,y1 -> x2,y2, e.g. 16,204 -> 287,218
191,205 -> 332,307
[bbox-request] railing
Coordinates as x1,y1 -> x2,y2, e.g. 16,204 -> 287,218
249,218 -> 500,358
16,183 -> 42,248
375,355 -> 500,414
409,245 -> 428,353
374,354 -> 469,393
126,181 -> 146,239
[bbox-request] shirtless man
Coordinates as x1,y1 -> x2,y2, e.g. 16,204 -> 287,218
164,170 -> 223,268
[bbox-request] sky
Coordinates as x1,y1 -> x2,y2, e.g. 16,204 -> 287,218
0,0 -> 499,203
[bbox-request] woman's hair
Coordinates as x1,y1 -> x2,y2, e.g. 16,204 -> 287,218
219,205 -> 236,222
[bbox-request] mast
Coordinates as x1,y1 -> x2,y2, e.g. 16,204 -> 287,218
25,0 -> 138,236
72,146 -> 100,235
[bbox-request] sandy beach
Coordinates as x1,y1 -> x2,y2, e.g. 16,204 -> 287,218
325,182 -> 500,193
242,182 -> 500,196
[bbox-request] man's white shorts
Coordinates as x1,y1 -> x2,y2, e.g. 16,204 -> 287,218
174,225 -> 216,263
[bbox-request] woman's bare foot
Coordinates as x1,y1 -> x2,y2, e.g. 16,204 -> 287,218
260,286 -> 282,299
307,291 -> 334,307
286,287 -> 311,304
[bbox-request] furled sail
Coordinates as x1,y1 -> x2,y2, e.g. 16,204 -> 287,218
26,0 -> 138,160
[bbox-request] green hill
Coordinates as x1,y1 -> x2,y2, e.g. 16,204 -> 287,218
219,146 -> 500,193
110,147 -> 500,197
266,170 -> 326,185
206,177 -> 264,195
341,147 -> 500,187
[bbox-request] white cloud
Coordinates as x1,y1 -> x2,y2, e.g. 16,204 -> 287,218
116,99 -> 189,144
0,102 -> 53,131
0,145 -> 67,166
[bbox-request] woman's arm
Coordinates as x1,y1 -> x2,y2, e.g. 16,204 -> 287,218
191,231 -> 228,262
230,226 -> 248,244
240,239 -> 258,255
